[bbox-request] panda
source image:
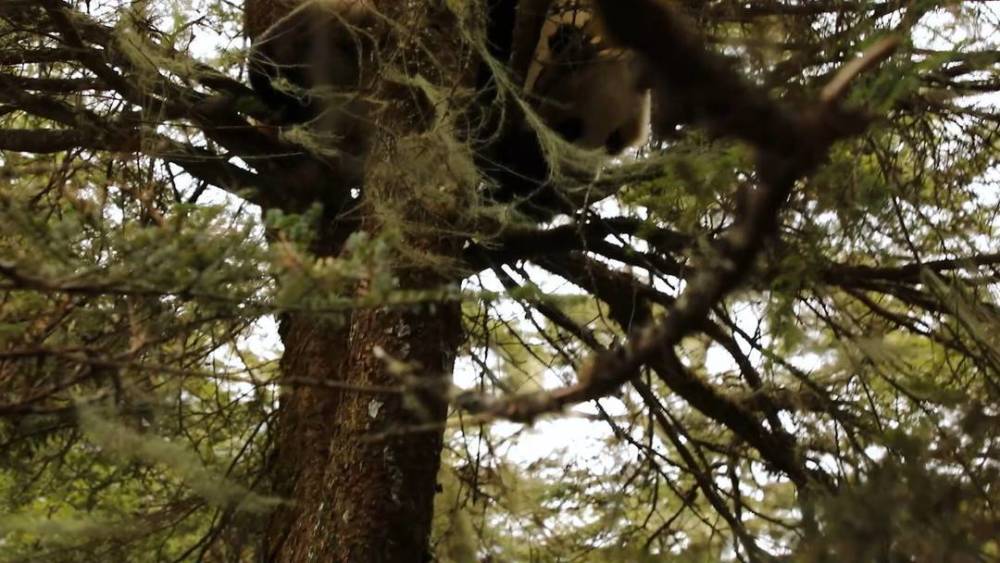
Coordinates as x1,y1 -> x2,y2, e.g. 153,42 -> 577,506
525,6 -> 651,155
245,0 -> 378,158
487,0 -> 652,217
244,0 -> 651,215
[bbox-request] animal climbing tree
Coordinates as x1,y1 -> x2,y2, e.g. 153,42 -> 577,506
0,1 -> 997,561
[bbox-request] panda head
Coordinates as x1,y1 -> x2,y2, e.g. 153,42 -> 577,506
526,16 -> 651,155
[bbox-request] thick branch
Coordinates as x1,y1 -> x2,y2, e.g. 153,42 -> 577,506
0,128 -> 135,153
823,252 -> 1000,285
0,0 -> 358,213
457,0 -> 889,448
465,217 -> 691,271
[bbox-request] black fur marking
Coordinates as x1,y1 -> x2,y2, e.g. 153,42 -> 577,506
553,117 -> 585,143
605,127 -> 626,154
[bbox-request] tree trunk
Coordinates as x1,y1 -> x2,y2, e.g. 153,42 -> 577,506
267,298 -> 461,562
258,3 -> 468,561
262,306 -> 349,559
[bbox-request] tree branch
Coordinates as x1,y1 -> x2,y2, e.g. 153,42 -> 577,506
456,0 -> 893,463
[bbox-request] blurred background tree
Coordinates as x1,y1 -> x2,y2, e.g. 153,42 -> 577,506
0,0 -> 997,561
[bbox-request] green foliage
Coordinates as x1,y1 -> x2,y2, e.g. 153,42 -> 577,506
622,137 -> 752,230
77,407 -> 281,513
0,0 -> 999,561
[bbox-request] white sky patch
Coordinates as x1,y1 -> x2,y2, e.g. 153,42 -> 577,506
492,417 -> 617,468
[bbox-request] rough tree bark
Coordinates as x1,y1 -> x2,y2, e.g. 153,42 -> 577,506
252,2 -> 469,561
268,291 -> 461,562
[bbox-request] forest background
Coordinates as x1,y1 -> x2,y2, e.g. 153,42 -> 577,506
0,0 -> 998,561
